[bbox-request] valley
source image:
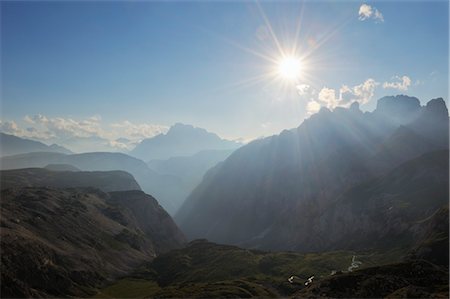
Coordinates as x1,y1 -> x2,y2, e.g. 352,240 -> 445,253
1,95 -> 448,299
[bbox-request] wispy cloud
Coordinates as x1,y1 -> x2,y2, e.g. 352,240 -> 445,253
358,4 -> 384,23
382,75 -> 411,91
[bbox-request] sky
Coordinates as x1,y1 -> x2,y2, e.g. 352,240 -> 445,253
1,1 -> 448,152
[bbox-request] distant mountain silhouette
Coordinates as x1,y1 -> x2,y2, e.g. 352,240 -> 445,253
176,96 -> 449,251
0,133 -> 72,156
1,152 -> 187,214
147,149 -> 234,213
130,123 -> 240,161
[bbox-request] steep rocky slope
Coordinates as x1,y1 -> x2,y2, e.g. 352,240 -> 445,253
1,187 -> 186,298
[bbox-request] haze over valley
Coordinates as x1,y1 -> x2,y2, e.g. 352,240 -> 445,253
1,1 -> 448,298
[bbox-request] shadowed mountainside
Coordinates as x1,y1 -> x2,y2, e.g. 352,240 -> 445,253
176,96 -> 449,251
0,168 -> 141,192
1,187 -> 186,298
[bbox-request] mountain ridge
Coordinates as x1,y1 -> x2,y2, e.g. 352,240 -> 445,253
130,123 -> 240,161
0,133 -> 72,157
176,95 -> 449,251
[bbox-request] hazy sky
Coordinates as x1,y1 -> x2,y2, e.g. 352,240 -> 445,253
1,1 -> 448,149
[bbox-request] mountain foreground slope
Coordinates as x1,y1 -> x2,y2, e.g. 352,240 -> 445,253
1,169 -> 186,297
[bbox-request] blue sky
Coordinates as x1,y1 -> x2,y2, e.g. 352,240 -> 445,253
1,1 -> 448,150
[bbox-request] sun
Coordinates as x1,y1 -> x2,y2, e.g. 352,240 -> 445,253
278,56 -> 303,81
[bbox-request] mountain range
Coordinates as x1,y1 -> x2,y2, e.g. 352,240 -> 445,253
1,95 -> 448,298
130,123 -> 241,161
0,124 -> 240,215
176,96 -> 449,252
0,133 -> 72,156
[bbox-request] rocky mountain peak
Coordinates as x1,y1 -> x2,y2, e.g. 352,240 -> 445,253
425,98 -> 449,120
374,95 -> 421,125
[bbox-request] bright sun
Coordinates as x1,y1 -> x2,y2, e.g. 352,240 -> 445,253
278,56 -> 303,81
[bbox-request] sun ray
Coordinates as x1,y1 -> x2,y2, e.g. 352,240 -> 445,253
255,1 -> 286,58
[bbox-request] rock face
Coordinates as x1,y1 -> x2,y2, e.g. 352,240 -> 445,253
0,133 -> 72,156
0,187 -> 186,298
130,123 -> 240,161
176,96 -> 449,251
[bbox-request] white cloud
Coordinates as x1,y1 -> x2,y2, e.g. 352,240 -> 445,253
1,115 -> 168,153
296,84 -> 312,96
341,78 -> 380,105
358,4 -> 384,23
299,78 -> 381,115
306,100 -> 321,115
382,75 -> 411,91
0,120 -> 21,135
318,87 -> 339,109
110,121 -> 167,141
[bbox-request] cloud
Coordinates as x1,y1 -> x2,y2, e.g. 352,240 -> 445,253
1,115 -> 168,153
358,4 -> 384,23
296,84 -> 317,100
382,75 -> 411,91
306,100 -> 321,115
0,120 -> 21,135
318,87 -> 339,109
340,78 -> 380,105
299,78 -> 381,115
110,121 -> 167,140
296,84 -> 312,96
